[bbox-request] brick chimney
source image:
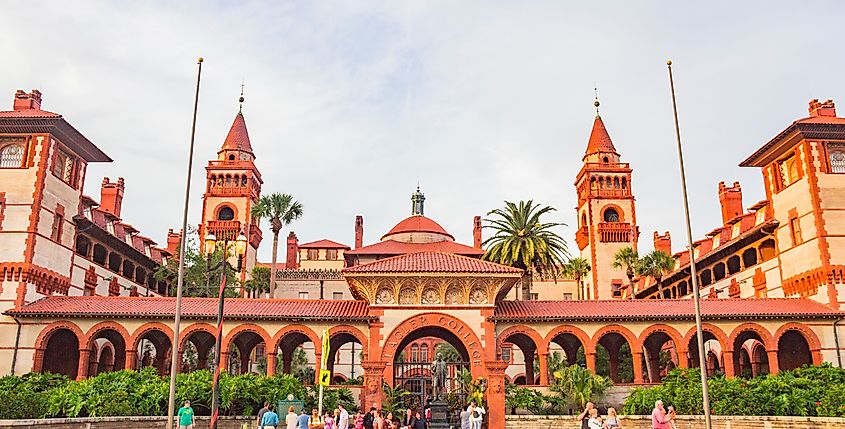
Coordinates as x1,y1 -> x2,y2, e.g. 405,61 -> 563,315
286,231 -> 299,269
166,229 -> 181,258
100,177 -> 125,218
13,89 -> 42,111
354,215 -> 364,249
718,181 -> 743,224
653,231 -> 671,255
808,99 -> 836,117
473,216 -> 483,248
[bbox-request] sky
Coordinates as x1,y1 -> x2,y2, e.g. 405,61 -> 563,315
2,2 -> 844,262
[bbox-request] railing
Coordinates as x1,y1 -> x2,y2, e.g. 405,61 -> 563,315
598,222 -> 633,243
276,269 -> 344,281
590,188 -> 631,198
206,220 -> 241,240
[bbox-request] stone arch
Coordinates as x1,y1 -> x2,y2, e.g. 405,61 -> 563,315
640,324 -> 684,381
85,321 -> 130,372
593,325 -> 641,353
180,323 -> 217,372
225,324 -> 271,375
729,323 -> 774,377
601,204 -> 624,223
131,322 -> 173,375
774,323 -> 822,370
593,325 -> 641,383
33,321 -> 84,377
683,323 -> 729,374
180,323 -> 216,351
497,325 -> 545,386
327,325 -> 369,381
271,324 -> 322,355
215,203 -> 236,221
728,323 -> 774,351
97,342 -> 115,374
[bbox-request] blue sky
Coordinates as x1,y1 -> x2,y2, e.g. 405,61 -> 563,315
2,2 -> 844,261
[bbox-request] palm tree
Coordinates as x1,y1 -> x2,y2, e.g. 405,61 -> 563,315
482,200 -> 569,300
562,257 -> 591,300
250,193 -> 303,297
612,247 -> 640,299
639,250 -> 676,299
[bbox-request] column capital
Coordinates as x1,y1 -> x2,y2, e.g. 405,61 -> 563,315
484,360 -> 509,375
361,360 -> 389,373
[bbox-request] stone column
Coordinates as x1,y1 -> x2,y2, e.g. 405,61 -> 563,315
126,349 -> 138,370
361,361 -> 387,411
77,348 -> 91,381
538,352 -> 549,386
485,361 -> 509,429
766,349 -> 779,375
266,352 -> 277,376
585,351 -> 596,372
314,352 -> 323,385
722,351 -> 734,378
632,350 -> 644,384
524,347 -> 536,385
607,347 -> 619,382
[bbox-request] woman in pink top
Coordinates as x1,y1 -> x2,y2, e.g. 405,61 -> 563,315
651,400 -> 671,429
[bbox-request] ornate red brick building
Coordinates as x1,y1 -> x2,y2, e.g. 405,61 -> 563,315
1,89 -> 844,429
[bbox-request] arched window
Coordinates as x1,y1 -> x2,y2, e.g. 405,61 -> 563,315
613,177 -> 620,188
590,177 -> 597,189
602,156 -> 609,164
759,239 -> 776,261
411,344 -> 419,362
228,154 -> 235,161
420,344 -> 429,362
241,175 -> 248,186
742,248 -> 758,268
581,213 -> 587,226
713,262 -> 726,280
700,269 -> 712,286
0,143 -> 24,168
727,256 -> 741,275
603,208 -> 620,223
621,178 -> 628,189
217,206 -> 235,221
828,144 -> 845,173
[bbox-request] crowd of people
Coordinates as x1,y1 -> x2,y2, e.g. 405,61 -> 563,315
577,400 -> 677,429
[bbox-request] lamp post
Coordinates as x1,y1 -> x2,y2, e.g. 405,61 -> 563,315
205,230 -> 247,429
667,59 -> 712,429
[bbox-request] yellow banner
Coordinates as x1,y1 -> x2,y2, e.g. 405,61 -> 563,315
319,369 -> 331,386
321,329 -> 330,368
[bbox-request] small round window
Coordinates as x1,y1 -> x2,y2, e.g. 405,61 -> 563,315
217,206 -> 235,220
603,208 -> 620,223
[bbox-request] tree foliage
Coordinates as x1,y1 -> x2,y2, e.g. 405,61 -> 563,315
153,227 -> 239,298
623,364 -> 845,417
251,193 -> 303,297
550,365 -> 611,411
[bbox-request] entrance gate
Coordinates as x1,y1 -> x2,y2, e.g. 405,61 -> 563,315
393,360 -> 469,412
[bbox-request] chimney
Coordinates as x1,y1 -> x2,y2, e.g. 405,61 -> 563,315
286,231 -> 299,269
354,215 -> 364,249
473,216 -> 483,248
718,181 -> 743,224
166,229 -> 181,258
13,89 -> 42,111
808,99 -> 836,118
100,177 -> 126,218
653,231 -> 671,255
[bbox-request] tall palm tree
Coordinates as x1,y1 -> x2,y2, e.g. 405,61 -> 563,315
562,257 -> 591,300
639,250 -> 676,299
612,247 -> 640,300
250,193 -> 303,298
482,200 -> 570,300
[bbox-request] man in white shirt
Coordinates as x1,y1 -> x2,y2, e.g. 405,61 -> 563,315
337,404 -> 350,429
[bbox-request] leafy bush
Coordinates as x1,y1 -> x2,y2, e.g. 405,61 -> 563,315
0,372 -> 69,419
550,365 -> 611,411
623,364 -> 845,417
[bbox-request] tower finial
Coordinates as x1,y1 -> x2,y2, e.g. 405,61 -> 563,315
594,86 -> 600,118
238,80 -> 245,114
411,185 -> 425,216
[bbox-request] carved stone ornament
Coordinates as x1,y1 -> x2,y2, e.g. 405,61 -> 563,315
376,287 -> 394,304
421,288 -> 440,304
469,287 -> 488,304
444,286 -> 462,305
398,287 -> 416,304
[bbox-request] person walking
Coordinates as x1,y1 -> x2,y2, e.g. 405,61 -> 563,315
286,406 -> 299,429
577,402 -> 594,429
363,407 -> 376,429
324,410 -> 336,429
257,402 -> 271,429
467,400 -> 484,429
261,404 -> 280,429
177,399 -> 195,429
459,406 -> 470,429
651,400 -> 672,429
605,407 -> 620,428
338,404 -> 350,429
298,408 -> 312,429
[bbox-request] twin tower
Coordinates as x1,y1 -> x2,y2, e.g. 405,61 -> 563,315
199,99 -> 640,299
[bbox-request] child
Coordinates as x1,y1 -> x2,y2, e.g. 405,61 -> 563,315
667,405 -> 678,429
605,407 -> 620,428
354,411 -> 364,429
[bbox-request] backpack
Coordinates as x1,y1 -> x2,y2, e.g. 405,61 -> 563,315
472,411 -> 479,419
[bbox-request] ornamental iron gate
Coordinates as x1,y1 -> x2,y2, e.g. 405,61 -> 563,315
393,361 -> 469,416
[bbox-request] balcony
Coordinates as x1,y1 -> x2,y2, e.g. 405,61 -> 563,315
575,226 -> 589,250
248,223 -> 263,248
590,188 -> 631,199
206,220 -> 241,240
598,222 -> 634,243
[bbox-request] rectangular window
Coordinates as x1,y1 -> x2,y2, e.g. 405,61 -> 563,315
299,291 -> 308,300
500,346 -> 512,363
563,293 -> 573,300
789,217 -> 803,246
52,147 -> 76,185
307,249 -> 319,260
106,221 -> 115,235
332,292 -> 343,300
125,231 -> 133,245
50,213 -> 63,242
530,293 -> 539,300
326,249 -> 338,260
144,244 -> 151,258
778,154 -> 800,188
828,143 -> 845,173
83,205 -> 93,220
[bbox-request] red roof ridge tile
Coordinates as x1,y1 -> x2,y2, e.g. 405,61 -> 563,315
343,250 -> 521,274
298,239 -> 351,249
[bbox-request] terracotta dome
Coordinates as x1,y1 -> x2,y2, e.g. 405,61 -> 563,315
381,215 -> 455,242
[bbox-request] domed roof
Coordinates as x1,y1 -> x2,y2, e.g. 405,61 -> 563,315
381,215 -> 454,241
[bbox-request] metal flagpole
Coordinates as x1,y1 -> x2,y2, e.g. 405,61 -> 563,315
166,57 -> 203,429
667,59 -> 713,429
210,248 -> 228,429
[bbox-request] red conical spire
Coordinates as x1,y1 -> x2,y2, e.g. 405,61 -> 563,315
220,111 -> 253,155
584,98 -> 618,158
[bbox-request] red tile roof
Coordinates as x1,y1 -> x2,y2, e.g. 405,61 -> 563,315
382,215 -> 454,240
492,298 -> 843,321
343,251 -> 522,274
220,112 -> 253,154
6,296 -> 374,321
584,115 -> 617,156
299,239 -> 350,249
0,108 -> 61,118
345,239 -> 484,256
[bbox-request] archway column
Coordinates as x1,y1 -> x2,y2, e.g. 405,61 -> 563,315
585,351 -> 596,372
266,352 -> 277,376
485,361 -> 509,429
313,352 -> 322,385
722,351 -> 734,377
362,361 -> 387,411
538,351 -> 549,386
77,348 -> 91,380
126,349 -> 138,370
766,349 -> 779,375
632,351 -> 644,384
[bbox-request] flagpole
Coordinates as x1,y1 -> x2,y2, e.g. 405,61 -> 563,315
667,59 -> 712,429
166,57 -> 203,429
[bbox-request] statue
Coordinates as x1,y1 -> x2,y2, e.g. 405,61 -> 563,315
429,354 -> 447,400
